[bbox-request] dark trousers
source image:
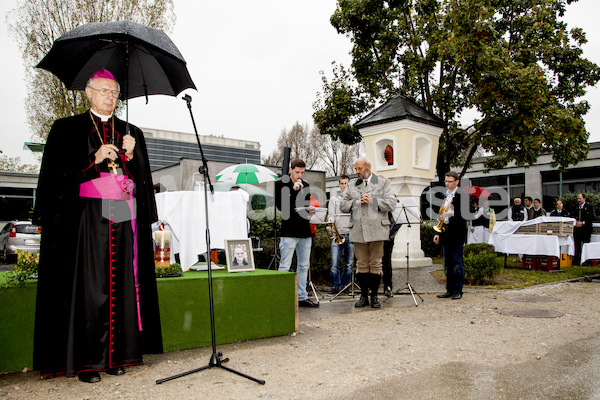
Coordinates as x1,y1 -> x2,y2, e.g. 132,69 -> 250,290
382,238 -> 395,288
443,242 -> 464,295
574,229 -> 591,265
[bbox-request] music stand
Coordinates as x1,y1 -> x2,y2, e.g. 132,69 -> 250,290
303,207 -> 329,304
389,198 -> 424,307
156,94 -> 264,386
325,211 -> 360,301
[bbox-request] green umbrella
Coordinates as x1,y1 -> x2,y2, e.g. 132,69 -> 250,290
215,164 -> 278,184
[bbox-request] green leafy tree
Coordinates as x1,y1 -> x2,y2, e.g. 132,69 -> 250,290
7,0 -> 176,143
313,0 -> 600,182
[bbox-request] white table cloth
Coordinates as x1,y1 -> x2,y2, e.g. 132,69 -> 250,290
489,218 -> 575,258
581,242 -> 600,264
155,191 -> 248,270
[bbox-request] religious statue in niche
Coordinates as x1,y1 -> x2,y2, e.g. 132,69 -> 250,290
383,144 -> 394,165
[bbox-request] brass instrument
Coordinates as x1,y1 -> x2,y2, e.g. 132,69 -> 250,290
433,196 -> 454,233
327,221 -> 346,245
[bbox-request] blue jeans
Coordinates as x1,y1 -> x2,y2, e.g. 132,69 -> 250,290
279,237 -> 312,301
443,242 -> 464,295
330,233 -> 354,289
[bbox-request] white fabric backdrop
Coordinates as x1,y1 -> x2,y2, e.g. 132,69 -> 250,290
155,191 -> 248,270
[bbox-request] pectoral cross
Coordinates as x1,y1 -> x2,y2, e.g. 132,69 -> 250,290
107,159 -> 119,174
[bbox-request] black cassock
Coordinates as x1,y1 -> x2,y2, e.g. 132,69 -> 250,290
33,111 -> 163,377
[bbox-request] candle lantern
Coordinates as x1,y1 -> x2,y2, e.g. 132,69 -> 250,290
154,224 -> 172,268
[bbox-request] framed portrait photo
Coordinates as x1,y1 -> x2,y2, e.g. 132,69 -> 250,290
225,238 -> 255,273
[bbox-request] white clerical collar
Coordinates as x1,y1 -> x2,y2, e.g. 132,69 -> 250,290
91,108 -> 113,122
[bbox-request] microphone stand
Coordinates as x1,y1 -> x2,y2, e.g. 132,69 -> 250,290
156,94 -> 265,386
267,175 -> 281,270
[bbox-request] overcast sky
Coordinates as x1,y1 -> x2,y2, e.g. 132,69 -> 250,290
1,0 -> 599,166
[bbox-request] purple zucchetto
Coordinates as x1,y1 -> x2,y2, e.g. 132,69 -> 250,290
89,68 -> 117,81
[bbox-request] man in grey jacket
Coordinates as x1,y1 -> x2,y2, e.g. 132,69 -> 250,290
341,157 -> 397,308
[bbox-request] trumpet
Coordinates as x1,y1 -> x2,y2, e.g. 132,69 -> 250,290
327,222 -> 346,245
433,196 -> 454,233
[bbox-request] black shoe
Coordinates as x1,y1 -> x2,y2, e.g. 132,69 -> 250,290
78,371 -> 101,383
370,296 -> 381,308
452,293 -> 462,300
384,286 -> 393,298
437,292 -> 452,298
329,287 -> 340,295
299,299 -> 319,308
106,367 -> 125,376
355,296 -> 369,307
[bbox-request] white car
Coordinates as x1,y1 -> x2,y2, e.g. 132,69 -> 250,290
0,221 -> 41,262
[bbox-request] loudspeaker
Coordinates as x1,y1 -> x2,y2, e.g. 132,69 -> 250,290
282,147 -> 291,176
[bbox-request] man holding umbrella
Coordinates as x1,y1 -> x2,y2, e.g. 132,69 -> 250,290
33,69 -> 163,383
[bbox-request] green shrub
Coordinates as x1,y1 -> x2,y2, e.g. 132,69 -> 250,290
420,222 -> 440,258
464,251 -> 503,285
1,250 -> 39,289
463,243 -> 496,257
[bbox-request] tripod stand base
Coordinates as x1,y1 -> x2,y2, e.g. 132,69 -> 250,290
307,280 -> 325,304
156,351 -> 265,385
392,282 -> 424,307
329,281 -> 360,301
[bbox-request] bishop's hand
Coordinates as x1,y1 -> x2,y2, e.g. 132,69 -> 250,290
122,134 -> 136,160
95,144 -> 120,164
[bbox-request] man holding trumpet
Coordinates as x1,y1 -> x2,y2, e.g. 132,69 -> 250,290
433,171 -> 467,300
327,175 -> 354,294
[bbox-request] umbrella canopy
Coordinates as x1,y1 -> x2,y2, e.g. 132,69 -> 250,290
461,185 -> 492,199
216,164 -> 278,185
36,20 -> 196,100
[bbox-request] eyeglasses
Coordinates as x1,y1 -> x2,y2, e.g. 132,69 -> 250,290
88,86 -> 120,98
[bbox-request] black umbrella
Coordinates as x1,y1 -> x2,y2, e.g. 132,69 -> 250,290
36,20 -> 196,101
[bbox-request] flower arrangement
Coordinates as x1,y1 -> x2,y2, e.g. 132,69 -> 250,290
155,263 -> 183,278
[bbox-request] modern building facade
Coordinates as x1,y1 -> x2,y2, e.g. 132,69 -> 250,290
142,127 -> 261,170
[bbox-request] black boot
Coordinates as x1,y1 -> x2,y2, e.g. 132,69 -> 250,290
370,273 -> 381,309
355,273 -> 369,307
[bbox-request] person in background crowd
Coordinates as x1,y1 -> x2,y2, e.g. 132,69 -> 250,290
550,200 -> 570,218
573,193 -> 595,265
532,198 -> 546,219
468,198 -> 486,244
509,197 -> 527,222
382,198 -> 402,298
509,197 -> 527,262
327,175 -> 354,295
523,196 -> 534,220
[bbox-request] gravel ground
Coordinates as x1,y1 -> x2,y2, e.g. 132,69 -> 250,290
2,268 -> 600,399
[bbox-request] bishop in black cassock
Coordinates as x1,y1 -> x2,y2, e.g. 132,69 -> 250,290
33,69 -> 163,383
